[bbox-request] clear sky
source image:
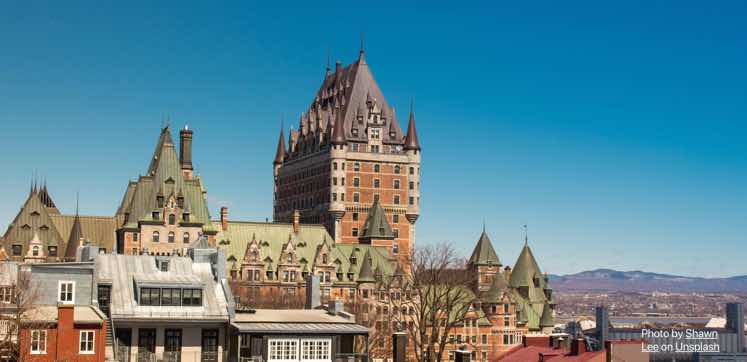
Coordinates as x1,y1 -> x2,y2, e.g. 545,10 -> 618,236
1,1 -> 745,277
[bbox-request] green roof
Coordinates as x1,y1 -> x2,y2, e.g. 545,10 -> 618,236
360,199 -> 393,240
506,241 -> 554,330
213,220 -> 396,282
468,230 -> 500,266
116,127 -> 214,233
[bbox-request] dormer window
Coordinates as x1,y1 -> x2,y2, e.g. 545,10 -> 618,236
152,211 -> 160,220
168,214 -> 176,225
287,254 -> 292,263
32,246 -> 40,256
48,246 -> 57,256
322,254 -> 328,264
177,197 -> 184,208
182,213 -> 190,222
152,231 -> 160,243
350,255 -> 357,265
157,196 -> 164,208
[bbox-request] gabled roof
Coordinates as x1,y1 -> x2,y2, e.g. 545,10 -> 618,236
360,199 -> 393,240
468,230 -> 500,266
1,190 -> 66,252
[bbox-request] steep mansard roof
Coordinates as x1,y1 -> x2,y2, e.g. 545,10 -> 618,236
116,126 -> 214,233
360,198 -> 394,240
295,53 -> 405,145
213,220 -> 395,282
468,230 -> 501,266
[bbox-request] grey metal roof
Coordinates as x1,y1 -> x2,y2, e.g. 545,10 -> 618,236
232,322 -> 369,335
95,254 -> 230,322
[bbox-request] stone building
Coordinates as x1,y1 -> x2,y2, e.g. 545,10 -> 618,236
272,48 -> 421,265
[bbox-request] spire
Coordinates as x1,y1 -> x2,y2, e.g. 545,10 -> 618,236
65,193 -> 84,260
404,99 -> 421,151
331,110 -> 346,146
274,123 -> 287,165
523,224 -> 528,246
325,47 -> 331,77
358,33 -> 366,64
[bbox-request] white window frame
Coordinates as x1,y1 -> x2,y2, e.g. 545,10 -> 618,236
58,280 -> 75,304
300,338 -> 331,362
268,338 -> 299,362
79,330 -> 95,354
30,329 -> 47,354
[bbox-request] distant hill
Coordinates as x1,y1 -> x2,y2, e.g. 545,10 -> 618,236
548,269 -> 747,293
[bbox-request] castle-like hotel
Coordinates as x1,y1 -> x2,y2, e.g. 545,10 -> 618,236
0,48 -> 554,360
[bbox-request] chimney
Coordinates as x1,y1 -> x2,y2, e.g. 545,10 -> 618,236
570,338 -> 586,356
220,207 -> 229,231
305,275 -> 321,309
292,210 -> 300,234
180,125 -> 194,179
327,299 -> 343,315
392,332 -> 408,362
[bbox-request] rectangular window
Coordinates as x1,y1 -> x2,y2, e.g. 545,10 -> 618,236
352,212 -> 359,221
393,214 -> 399,223
58,281 -> 74,304
164,329 -> 182,359
503,334 -> 509,344
202,329 -> 219,360
133,232 -> 139,242
182,289 -> 202,306
79,330 -> 95,354
268,338 -> 298,362
394,195 -> 400,204
352,228 -> 358,237
409,197 -> 414,205
30,330 -> 47,354
394,180 -> 400,189
482,351 -> 488,361
12,245 -> 22,256
48,246 -> 57,257
409,181 -> 414,190
301,338 -> 331,362
353,177 -> 360,187
140,288 -> 161,306
353,193 -> 360,203
482,334 -> 488,344
373,179 -> 380,188
161,288 -> 181,306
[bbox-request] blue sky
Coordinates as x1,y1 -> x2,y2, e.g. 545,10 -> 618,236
1,1 -> 745,277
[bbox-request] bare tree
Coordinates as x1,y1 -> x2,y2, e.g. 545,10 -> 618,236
389,243 -> 476,362
0,264 -> 40,362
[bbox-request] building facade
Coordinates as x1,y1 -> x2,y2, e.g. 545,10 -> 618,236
272,49 -> 421,265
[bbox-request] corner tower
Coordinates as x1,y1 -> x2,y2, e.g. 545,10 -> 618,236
272,48 -> 421,265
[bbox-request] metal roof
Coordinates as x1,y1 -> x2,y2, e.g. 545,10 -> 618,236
232,322 -> 369,335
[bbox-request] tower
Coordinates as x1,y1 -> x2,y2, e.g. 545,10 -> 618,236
467,227 -> 502,292
272,48 -> 421,265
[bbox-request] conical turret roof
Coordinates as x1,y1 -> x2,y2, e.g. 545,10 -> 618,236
65,211 -> 83,260
331,111 -> 346,145
509,241 -> 543,288
357,250 -> 375,282
468,229 -> 500,266
404,107 -> 420,151
274,127 -> 287,164
539,301 -> 554,327
360,198 -> 393,239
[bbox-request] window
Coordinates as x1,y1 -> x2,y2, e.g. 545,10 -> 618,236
352,212 -> 359,221
31,330 -> 46,354
352,228 -> 358,237
394,165 -> 401,174
168,232 -> 175,243
394,180 -> 400,189
393,229 -> 399,238
332,177 -> 337,186
504,303 -> 510,313
348,288 -> 356,298
183,213 -> 190,222
393,242 -> 399,254
0,287 -> 12,303
409,197 -> 414,205
133,232 -> 139,242
409,181 -> 414,190
161,288 -> 181,306
353,177 -> 360,187
58,281 -> 74,304
164,329 -> 182,358
333,162 -> 338,170
160,261 -> 170,272
168,214 -> 176,225
79,330 -> 95,354
373,179 -> 380,188
373,194 -> 380,202
354,162 -> 360,171
353,193 -> 360,203
269,338 -> 298,362
32,246 -> 40,256
394,195 -> 400,204
183,232 -> 190,243
182,289 -> 202,306
152,211 -> 160,220
254,270 -> 261,281
482,351 -> 488,361
48,246 -> 57,256
504,318 -> 510,327
301,338 -> 331,362
12,245 -> 21,256
140,288 -> 160,306
503,334 -> 509,345
374,164 -> 380,172
409,167 -> 414,175
393,214 -> 399,223
482,334 -> 488,344
202,329 -> 219,360
152,231 -> 160,243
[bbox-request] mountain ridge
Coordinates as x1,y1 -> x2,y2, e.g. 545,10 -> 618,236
548,268 -> 747,293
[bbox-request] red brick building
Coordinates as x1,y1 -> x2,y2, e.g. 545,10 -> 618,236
18,304 -> 106,362
272,48 -> 421,265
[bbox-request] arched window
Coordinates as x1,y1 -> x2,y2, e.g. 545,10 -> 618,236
168,232 -> 175,243
394,165 -> 401,174
32,246 -> 39,256
183,232 -> 189,243
168,214 -> 176,225
152,231 -> 160,243
322,254 -> 328,264
373,164 -> 380,173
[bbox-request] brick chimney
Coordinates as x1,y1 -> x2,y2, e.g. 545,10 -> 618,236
570,338 -> 586,356
180,125 -> 194,179
292,210 -> 300,234
220,207 -> 228,231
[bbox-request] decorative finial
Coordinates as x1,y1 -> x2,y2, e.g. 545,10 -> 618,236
523,224 -> 528,246
358,33 -> 366,64
482,219 -> 486,233
325,47 -> 331,76
75,190 -> 80,215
